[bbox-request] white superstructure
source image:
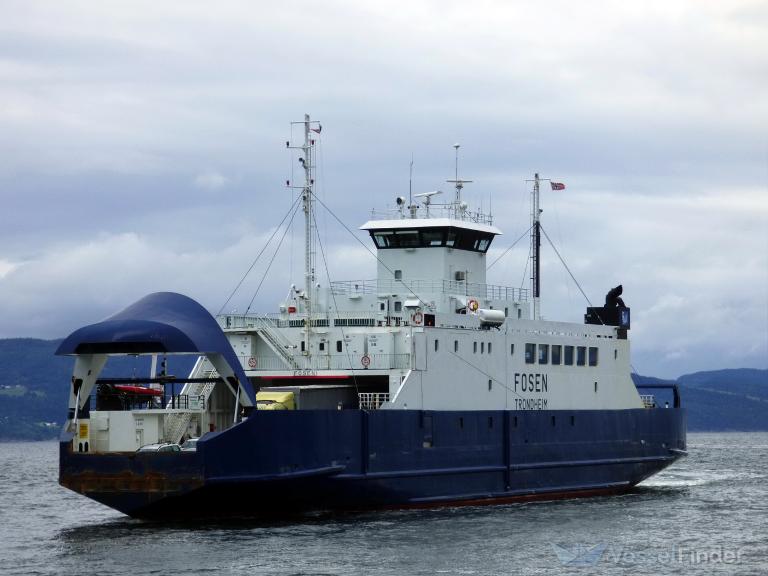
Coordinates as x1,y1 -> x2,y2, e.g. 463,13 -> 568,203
217,117 -> 643,417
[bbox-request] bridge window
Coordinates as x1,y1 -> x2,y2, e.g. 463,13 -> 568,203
525,343 -> 535,364
369,227 -> 494,253
577,346 -> 586,366
564,346 -> 574,365
589,347 -> 599,366
552,345 -> 562,365
538,344 -> 549,364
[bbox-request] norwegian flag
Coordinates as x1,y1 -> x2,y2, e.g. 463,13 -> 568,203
550,181 -> 566,191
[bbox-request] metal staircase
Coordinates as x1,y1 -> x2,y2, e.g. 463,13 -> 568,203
252,316 -> 300,369
163,356 -> 218,444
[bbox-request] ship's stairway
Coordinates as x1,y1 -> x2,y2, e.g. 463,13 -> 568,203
163,356 -> 217,444
251,316 -> 300,369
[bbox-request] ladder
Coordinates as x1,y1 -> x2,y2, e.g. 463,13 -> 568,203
252,316 -> 300,369
163,357 -> 218,444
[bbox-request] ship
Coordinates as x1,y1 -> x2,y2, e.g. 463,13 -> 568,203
57,115 -> 686,519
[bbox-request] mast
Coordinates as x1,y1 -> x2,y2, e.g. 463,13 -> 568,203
446,143 -> 472,219
288,114 -> 318,355
531,173 -> 541,320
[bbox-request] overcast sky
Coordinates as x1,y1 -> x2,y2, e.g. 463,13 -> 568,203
1,0 -> 766,378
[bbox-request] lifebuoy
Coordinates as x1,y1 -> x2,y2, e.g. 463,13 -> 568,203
467,299 -> 479,313
361,354 -> 371,368
411,311 -> 423,325
247,357 -> 257,368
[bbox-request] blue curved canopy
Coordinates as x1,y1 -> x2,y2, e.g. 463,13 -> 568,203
56,292 -> 254,403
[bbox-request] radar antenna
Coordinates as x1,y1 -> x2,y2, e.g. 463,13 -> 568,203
446,143 -> 473,218
414,190 -> 443,217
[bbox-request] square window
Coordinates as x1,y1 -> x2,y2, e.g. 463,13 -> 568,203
336,340 -> 342,353
577,346 -> 586,366
538,344 -> 549,364
551,345 -> 562,365
589,347 -> 598,366
319,342 -> 325,351
510,343 -> 515,356
394,270 -> 402,280
394,301 -> 402,312
564,346 -> 574,365
525,343 -> 535,364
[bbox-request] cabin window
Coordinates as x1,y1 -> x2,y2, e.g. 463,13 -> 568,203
551,345 -> 562,365
474,341 -> 478,354
577,346 -> 586,366
510,343 -> 515,356
488,342 -> 492,354
372,231 -> 394,247
422,229 -> 445,246
454,340 -> 459,352
525,343 -> 535,364
336,340 -> 343,353
434,339 -> 439,352
396,230 -> 420,247
394,269 -> 402,280
488,379 -> 493,391
476,237 -> 490,251
589,347 -> 599,366
518,308 -> 522,319
301,341 -> 305,352
614,349 -> 618,360
481,342 -> 485,354
538,344 -> 549,364
379,302 -> 385,311
504,307 -> 509,317
394,301 -> 402,312
319,342 -> 325,351
564,346 -> 574,365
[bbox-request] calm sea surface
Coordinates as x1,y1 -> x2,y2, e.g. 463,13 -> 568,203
0,432 -> 766,575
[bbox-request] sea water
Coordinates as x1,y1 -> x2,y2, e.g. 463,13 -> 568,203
0,433 -> 766,575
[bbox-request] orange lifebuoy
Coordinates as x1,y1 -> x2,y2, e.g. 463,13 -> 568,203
411,311 -> 423,325
467,299 -> 479,312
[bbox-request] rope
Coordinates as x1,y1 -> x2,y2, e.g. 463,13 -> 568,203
487,225 -> 533,270
217,193 -> 302,315
311,209 -> 360,396
244,199 -> 303,314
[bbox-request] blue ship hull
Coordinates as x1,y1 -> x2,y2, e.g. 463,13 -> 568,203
59,407 -> 686,519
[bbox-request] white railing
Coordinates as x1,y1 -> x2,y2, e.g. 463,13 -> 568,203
239,353 -> 411,371
369,204 -> 493,224
358,392 -> 390,410
640,394 -> 656,409
330,279 -> 528,301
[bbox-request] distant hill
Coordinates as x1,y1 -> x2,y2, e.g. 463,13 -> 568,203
0,338 -> 195,441
0,338 -> 766,440
633,369 -> 768,431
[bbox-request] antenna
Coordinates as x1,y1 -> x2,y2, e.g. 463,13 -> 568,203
409,154 -> 414,206
414,190 -> 443,217
446,143 -> 473,218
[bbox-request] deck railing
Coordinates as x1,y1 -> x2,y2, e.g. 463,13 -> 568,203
330,279 -> 528,301
239,353 -> 411,371
358,392 -> 390,410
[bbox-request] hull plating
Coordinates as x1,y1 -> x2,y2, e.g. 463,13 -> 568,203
60,408 -> 686,519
